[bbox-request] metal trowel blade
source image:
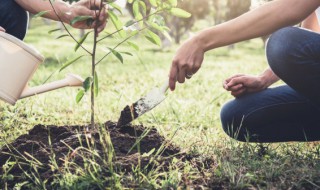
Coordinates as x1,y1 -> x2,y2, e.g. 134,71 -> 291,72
117,80 -> 169,127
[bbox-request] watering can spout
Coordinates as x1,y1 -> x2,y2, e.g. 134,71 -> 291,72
20,74 -> 84,99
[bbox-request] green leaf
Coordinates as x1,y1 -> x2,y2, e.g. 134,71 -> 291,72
33,10 -> 50,18
149,0 -> 157,7
56,34 -> 69,39
108,11 -> 126,37
110,2 -> 122,14
127,41 -> 139,51
145,30 -> 161,46
125,20 -> 136,27
59,55 -> 85,72
76,90 -> 85,103
121,52 -> 133,56
136,13 -> 144,27
70,16 -> 93,26
167,0 -> 177,6
149,14 -> 166,27
139,1 -> 147,16
147,21 -> 163,32
48,28 -> 61,34
162,30 -> 173,42
94,71 -> 99,97
107,47 -> 123,63
133,1 -> 140,18
74,31 -> 92,52
127,0 -> 134,3
162,26 -> 170,31
83,77 -> 93,92
170,8 -> 191,18
131,30 -> 139,36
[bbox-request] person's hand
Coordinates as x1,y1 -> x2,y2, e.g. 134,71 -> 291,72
169,36 -> 205,91
223,74 -> 267,97
65,0 -> 108,33
0,26 -> 5,32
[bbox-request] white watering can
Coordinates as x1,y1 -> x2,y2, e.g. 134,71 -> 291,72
0,32 -> 84,105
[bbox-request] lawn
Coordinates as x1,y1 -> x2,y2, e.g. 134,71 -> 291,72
1,17 -> 320,189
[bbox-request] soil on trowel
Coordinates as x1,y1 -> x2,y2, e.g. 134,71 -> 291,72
0,122 -> 215,189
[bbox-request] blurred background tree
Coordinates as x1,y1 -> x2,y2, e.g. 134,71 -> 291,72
29,0 -> 273,47
126,0 -> 265,46
126,0 -> 210,45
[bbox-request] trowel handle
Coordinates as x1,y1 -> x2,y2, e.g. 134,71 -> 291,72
160,78 -> 169,93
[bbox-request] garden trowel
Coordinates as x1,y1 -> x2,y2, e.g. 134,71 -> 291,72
117,79 -> 169,127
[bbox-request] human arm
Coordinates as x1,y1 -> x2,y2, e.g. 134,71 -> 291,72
15,0 -> 107,32
301,11 -> 320,32
223,9 -> 320,98
169,0 -> 320,91
223,68 -> 279,97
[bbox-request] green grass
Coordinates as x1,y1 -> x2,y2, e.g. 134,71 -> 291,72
1,18 -> 320,189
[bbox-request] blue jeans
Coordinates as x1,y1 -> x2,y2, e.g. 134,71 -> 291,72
220,27 -> 320,142
0,0 -> 28,40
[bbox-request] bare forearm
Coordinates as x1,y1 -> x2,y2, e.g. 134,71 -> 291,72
301,12 -> 320,32
15,0 -> 71,23
196,0 -> 320,51
259,68 -> 280,88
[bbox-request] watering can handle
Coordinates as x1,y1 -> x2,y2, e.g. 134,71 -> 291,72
20,74 -> 84,99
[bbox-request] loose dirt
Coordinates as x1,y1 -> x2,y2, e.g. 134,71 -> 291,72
0,122 -> 216,189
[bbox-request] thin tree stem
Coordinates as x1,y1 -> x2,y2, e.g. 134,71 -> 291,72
90,0 -> 104,129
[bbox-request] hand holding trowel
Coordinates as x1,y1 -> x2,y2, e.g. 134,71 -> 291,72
117,79 -> 169,127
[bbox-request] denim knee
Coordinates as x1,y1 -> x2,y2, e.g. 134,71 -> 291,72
220,100 -> 246,141
266,27 -> 304,76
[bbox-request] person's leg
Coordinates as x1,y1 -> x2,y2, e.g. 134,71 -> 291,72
220,85 -> 320,142
220,26 -> 320,142
0,0 -> 28,40
267,27 -> 320,107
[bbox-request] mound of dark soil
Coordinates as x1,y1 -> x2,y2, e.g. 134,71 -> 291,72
0,122 -> 215,188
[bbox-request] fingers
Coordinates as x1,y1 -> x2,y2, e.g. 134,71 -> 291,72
97,19 -> 106,33
225,83 -> 243,91
226,77 -> 243,88
231,88 -> 246,98
177,69 -> 186,84
223,74 -> 265,97
169,61 -> 178,91
169,58 -> 202,91
72,0 -> 108,31
99,5 -> 107,22
90,0 -> 103,9
192,59 -> 202,75
224,75 -> 252,91
0,26 -> 5,32
80,0 -> 102,9
223,76 -> 246,97
224,74 -> 244,83
97,5 -> 108,33
169,38 -> 204,91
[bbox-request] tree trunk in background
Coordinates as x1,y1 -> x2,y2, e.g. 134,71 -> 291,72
226,0 -> 251,49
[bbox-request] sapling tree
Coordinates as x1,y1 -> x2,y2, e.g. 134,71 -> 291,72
45,0 -> 191,128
